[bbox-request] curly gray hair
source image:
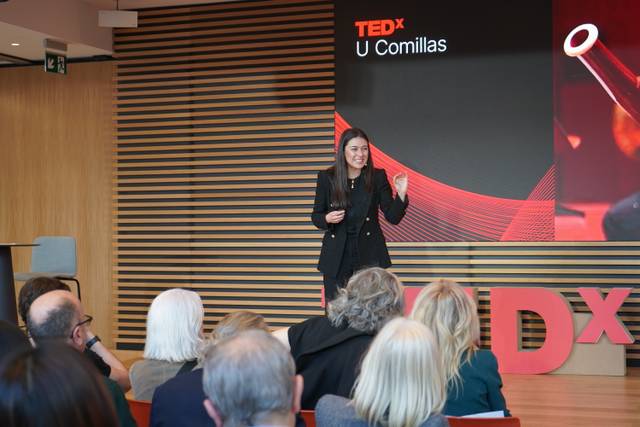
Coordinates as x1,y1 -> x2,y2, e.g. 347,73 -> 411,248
327,267 -> 404,333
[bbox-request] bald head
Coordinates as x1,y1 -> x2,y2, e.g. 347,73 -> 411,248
18,277 -> 70,324
27,290 -> 84,347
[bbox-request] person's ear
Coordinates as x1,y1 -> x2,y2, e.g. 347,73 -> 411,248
204,399 -> 223,427
292,375 -> 304,413
71,326 -> 84,349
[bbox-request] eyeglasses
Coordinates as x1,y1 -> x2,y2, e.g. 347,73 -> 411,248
69,314 -> 93,339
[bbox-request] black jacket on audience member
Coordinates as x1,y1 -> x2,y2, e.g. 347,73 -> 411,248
288,316 -> 374,410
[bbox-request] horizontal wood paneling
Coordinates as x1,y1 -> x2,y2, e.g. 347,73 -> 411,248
114,0 -> 335,349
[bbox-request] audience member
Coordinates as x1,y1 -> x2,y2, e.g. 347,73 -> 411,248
316,317 -> 448,427
410,279 -> 510,416
18,276 -> 130,391
0,320 -> 31,362
202,329 -> 303,427
151,311 -> 270,427
130,288 -> 204,400
27,290 -> 135,427
18,276 -> 70,324
0,341 -> 118,427
209,310 -> 269,344
273,266 -> 404,409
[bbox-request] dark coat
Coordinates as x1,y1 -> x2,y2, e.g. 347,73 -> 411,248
311,168 -> 408,277
151,368 -> 307,427
150,369 -> 212,427
289,316 -> 374,410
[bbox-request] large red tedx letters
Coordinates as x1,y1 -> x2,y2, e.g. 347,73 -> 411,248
576,288 -> 634,344
490,287 -> 633,374
490,288 -> 574,374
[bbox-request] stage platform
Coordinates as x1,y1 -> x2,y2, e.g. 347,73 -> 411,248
115,350 -> 639,426
502,368 -> 639,426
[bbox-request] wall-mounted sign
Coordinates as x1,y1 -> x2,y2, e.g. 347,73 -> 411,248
45,51 -> 66,75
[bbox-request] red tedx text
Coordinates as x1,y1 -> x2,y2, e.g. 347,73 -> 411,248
354,19 -> 405,37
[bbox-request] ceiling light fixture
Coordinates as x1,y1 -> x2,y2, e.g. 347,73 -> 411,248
11,43 -> 20,46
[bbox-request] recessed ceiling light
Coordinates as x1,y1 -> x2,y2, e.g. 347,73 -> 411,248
11,43 -> 20,46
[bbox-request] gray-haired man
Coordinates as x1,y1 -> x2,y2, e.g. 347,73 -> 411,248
202,329 -> 304,427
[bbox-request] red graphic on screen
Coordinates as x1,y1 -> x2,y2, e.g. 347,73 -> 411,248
554,2 -> 640,241
335,112 -> 555,241
564,23 -> 640,125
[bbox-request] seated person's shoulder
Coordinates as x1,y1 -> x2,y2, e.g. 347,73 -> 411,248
316,395 -> 447,427
316,394 -> 351,412
423,413 -> 449,427
128,358 -> 146,374
291,315 -> 331,332
151,369 -> 210,427
473,349 -> 499,367
316,395 -> 356,426
288,316 -> 334,344
155,367 -> 203,395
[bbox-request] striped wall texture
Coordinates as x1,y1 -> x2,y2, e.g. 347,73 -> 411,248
113,0 -> 639,366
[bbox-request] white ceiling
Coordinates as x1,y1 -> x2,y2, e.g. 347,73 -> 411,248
0,21 -> 111,62
80,0 -> 237,9
0,0 -> 239,64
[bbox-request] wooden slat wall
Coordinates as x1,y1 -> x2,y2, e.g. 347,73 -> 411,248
113,0 -> 334,349
113,0 -> 639,366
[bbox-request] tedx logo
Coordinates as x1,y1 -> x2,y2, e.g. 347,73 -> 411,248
355,18 -> 405,37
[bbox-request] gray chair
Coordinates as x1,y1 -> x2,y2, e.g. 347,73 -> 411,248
14,236 -> 81,300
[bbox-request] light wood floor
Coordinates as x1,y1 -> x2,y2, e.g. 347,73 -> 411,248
115,349 -> 639,426
502,368 -> 640,427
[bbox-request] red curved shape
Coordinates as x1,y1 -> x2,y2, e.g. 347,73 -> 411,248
335,112 -> 555,241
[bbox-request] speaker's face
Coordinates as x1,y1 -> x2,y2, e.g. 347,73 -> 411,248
344,137 -> 370,173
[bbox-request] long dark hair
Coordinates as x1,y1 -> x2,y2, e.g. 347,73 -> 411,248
0,342 -> 119,427
328,127 -> 375,209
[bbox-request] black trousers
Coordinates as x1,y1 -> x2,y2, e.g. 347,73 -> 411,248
323,235 -> 359,303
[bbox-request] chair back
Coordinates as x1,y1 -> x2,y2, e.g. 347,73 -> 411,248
447,416 -> 521,427
127,399 -> 152,427
31,236 -> 77,275
300,410 -> 316,427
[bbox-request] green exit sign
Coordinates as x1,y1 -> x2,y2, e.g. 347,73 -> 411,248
45,52 -> 67,75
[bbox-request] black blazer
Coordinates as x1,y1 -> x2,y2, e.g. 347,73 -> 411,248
311,168 -> 408,277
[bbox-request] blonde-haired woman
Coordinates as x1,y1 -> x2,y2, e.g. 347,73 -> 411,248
130,288 -> 204,400
210,310 -> 269,344
316,317 -> 448,427
410,279 -> 509,416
